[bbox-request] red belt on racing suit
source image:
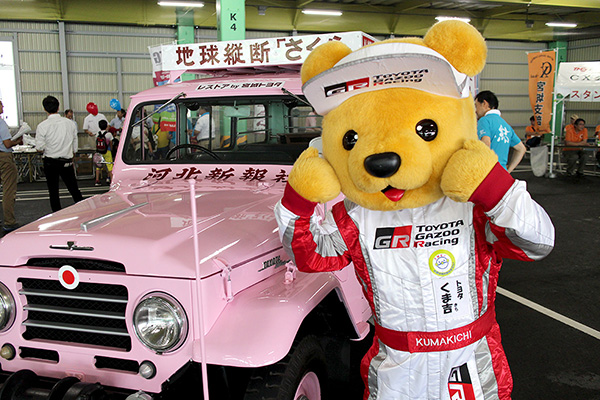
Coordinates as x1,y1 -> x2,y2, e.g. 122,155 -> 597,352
374,306 -> 495,353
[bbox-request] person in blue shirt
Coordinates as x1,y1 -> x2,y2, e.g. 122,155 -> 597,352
475,90 -> 526,173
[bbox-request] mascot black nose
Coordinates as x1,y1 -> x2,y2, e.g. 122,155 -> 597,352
364,152 -> 401,178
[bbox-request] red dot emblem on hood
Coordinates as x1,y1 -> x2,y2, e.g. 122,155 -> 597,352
58,265 -> 79,290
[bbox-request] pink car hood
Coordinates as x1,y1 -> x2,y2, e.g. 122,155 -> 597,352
0,179 -> 286,279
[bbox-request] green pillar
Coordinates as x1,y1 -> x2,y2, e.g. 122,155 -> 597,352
216,0 -> 245,148
217,0 -> 245,41
176,8 -> 195,81
548,40 -> 567,142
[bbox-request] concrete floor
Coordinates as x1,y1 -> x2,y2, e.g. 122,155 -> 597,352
497,169 -> 600,399
0,178 -> 109,234
1,167 -> 599,399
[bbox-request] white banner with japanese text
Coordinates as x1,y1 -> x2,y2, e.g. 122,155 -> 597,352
556,61 -> 600,101
160,32 -> 376,72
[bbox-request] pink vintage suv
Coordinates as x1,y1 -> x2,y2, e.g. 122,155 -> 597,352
0,33 -> 373,400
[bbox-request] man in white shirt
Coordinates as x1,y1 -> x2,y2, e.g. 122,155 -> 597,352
193,106 -> 211,147
83,102 -> 107,137
109,109 -> 125,135
36,96 -> 83,211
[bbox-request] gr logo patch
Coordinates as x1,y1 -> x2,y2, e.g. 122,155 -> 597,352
373,226 -> 412,249
324,77 -> 370,97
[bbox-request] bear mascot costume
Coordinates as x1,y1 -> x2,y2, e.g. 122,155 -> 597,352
275,21 -> 555,400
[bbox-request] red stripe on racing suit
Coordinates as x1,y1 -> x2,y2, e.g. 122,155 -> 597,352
274,163 -> 554,399
280,183 -> 353,273
374,305 -> 495,353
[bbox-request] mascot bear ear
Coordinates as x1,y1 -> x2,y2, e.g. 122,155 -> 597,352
424,20 -> 487,77
301,41 -> 352,85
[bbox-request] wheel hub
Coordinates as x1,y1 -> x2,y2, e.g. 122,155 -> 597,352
294,371 -> 321,400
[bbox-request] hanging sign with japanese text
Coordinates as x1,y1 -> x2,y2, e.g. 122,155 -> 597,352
148,44 -> 180,87
160,31 -> 376,72
527,50 -> 555,133
556,61 -> 600,101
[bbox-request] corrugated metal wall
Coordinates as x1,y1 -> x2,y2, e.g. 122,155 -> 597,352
10,21 -> 62,127
479,41 -> 547,138
2,20 -> 548,140
565,38 -> 600,130
0,22 -> 173,129
1,22 -> 294,131
65,24 -> 172,129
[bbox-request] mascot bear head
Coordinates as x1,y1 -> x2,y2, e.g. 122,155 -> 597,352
297,21 -> 489,211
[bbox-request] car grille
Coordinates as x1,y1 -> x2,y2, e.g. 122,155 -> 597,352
18,278 -> 131,351
24,258 -> 126,273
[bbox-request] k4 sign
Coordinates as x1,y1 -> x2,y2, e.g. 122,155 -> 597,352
217,0 -> 245,41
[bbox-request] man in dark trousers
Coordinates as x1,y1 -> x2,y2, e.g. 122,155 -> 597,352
0,100 -> 23,232
35,96 -> 83,211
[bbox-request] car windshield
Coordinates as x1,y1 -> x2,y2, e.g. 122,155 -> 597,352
123,96 -> 322,165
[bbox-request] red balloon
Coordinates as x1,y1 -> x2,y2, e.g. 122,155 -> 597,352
86,102 -> 98,116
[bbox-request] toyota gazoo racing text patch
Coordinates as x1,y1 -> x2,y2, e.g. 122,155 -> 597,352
372,219 -> 465,250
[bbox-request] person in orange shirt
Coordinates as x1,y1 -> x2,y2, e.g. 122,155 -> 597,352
525,115 -> 543,147
563,114 -> 579,138
564,117 -> 592,176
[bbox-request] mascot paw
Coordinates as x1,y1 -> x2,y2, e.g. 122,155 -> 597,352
440,139 -> 498,203
288,147 -> 341,203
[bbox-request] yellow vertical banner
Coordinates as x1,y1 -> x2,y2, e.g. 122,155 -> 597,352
528,51 -> 555,134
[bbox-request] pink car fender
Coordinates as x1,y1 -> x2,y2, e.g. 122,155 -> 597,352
200,269 -> 368,367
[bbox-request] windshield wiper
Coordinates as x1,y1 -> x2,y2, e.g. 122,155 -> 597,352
133,92 -> 187,127
281,88 -> 312,107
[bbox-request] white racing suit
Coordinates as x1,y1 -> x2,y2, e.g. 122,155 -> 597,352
274,164 -> 554,400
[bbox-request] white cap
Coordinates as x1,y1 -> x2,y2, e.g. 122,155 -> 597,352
302,42 -> 470,116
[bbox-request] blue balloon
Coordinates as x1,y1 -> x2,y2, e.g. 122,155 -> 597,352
110,98 -> 121,111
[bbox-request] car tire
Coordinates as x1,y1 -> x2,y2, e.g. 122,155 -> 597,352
244,335 -> 328,400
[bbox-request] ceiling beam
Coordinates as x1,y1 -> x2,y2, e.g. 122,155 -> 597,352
393,0 -> 426,13
481,5 -> 525,19
390,14 -> 402,34
292,0 -> 314,28
292,9 -> 302,28
54,0 -> 65,19
296,0 -> 315,8
389,1 -> 429,34
1,0 -> 600,42
562,10 -> 600,21
471,0 -> 600,10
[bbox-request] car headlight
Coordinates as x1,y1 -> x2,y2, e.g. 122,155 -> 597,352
0,283 -> 15,332
133,293 -> 188,353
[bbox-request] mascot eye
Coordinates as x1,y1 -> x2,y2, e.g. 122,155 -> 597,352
343,130 -> 359,150
415,119 -> 438,141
